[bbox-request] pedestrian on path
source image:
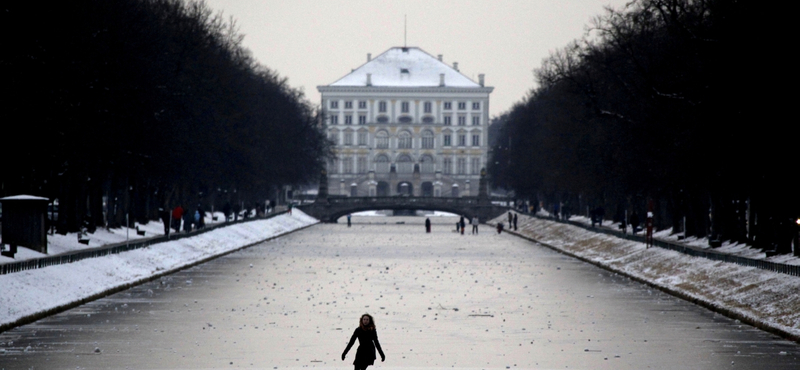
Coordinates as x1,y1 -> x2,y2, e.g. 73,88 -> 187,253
425,217 -> 431,233
472,216 -> 479,234
347,214 -> 352,227
158,208 -> 170,237
342,313 -> 385,370
460,216 -> 466,235
171,205 -> 184,232
513,213 -> 518,231
496,222 -> 504,234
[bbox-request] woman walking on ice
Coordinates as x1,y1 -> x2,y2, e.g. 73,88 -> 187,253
342,313 -> 386,370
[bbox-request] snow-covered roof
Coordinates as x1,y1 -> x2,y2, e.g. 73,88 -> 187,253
0,195 -> 49,202
325,47 -> 481,88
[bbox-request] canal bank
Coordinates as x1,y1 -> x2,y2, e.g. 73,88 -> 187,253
0,210 -> 318,333
489,213 -> 800,343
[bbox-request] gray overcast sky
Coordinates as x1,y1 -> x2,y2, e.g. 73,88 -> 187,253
203,0 -> 630,117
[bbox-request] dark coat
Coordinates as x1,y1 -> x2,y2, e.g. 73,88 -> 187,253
343,327 -> 384,366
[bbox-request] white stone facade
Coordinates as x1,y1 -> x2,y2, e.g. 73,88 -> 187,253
318,47 -> 493,197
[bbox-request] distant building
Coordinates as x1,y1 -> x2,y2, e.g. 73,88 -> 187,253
317,47 -> 494,197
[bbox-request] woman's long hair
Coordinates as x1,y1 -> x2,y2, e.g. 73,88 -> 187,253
359,313 -> 375,331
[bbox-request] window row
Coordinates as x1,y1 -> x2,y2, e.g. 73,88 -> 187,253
329,100 -> 482,113
329,113 -> 481,126
328,155 -> 482,175
329,131 -> 482,148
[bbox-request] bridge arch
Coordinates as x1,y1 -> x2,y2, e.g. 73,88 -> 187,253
326,204 -> 475,224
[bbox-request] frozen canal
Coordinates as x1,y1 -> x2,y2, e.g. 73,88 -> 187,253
1,216 -> 799,369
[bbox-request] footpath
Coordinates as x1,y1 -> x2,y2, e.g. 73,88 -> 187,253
0,210 -> 318,333
488,212 -> 800,342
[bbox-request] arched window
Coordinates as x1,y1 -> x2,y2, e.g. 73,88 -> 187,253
420,155 -> 435,173
343,129 -> 353,146
357,129 -> 368,146
421,130 -> 434,149
397,154 -> 413,174
398,131 -> 412,149
375,154 -> 390,173
376,130 -> 389,149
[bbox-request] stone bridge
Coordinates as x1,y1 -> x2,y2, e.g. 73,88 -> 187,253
298,195 -> 510,223
298,169 -> 510,223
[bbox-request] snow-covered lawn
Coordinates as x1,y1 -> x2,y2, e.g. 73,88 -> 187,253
0,210 -> 317,331
492,213 -> 800,340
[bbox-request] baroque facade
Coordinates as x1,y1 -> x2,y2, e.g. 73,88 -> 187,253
318,47 -> 493,197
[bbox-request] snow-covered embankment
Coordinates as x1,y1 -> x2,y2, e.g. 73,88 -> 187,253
0,210 -> 318,332
490,213 -> 800,341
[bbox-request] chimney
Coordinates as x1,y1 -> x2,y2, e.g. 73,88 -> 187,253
367,73 -> 372,86
439,73 -> 445,87
453,62 -> 459,71
478,74 -> 485,87
437,54 -> 443,61
367,53 -> 372,62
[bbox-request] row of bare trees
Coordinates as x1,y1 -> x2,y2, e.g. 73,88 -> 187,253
1,0 -> 329,232
489,0 -> 796,254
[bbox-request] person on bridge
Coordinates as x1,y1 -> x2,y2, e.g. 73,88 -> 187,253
425,217 -> 431,233
342,313 -> 385,370
472,216 -> 479,234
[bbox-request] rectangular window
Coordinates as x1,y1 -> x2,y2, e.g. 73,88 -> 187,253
357,157 -> 367,173
458,134 -> 466,146
443,102 -> 452,110
357,131 -> 367,145
358,115 -> 367,125
472,116 -> 480,126
329,132 -> 338,145
330,115 -> 339,125
472,102 -> 480,110
444,116 -> 452,126
330,100 -> 339,109
424,101 -> 432,113
344,115 -> 353,125
457,158 -> 466,174
401,101 -> 410,113
458,102 -> 466,110
443,157 -> 452,175
471,158 -> 481,174
344,132 -> 353,145
343,157 -> 353,173
458,116 -> 466,126
344,101 -> 353,109
472,134 -> 480,146
379,101 -> 387,113
329,158 -> 338,174
444,135 -> 452,147
358,101 -> 367,109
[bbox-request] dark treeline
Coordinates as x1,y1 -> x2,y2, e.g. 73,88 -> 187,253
1,0 -> 329,232
490,0 -> 796,253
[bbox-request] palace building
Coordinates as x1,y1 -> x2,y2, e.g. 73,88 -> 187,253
317,46 -> 493,197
